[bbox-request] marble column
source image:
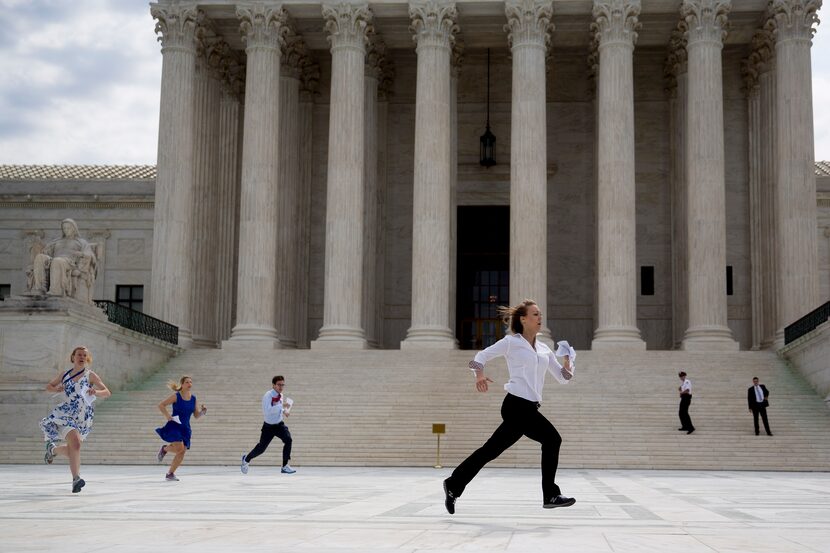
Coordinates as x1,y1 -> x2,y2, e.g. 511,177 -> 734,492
666,25 -> 688,350
590,0 -> 645,349
680,0 -> 738,351
228,4 -> 286,346
744,27 -> 777,349
449,43 -> 462,341
149,3 -> 199,347
215,76 -> 243,343
311,3 -> 372,349
401,1 -> 458,349
362,38 -> 383,349
296,64 -> 319,348
275,36 -> 305,349
759,59 -> 779,348
770,0 -> 822,339
745,59 -> 763,350
504,0 -> 554,344
190,51 -> 221,348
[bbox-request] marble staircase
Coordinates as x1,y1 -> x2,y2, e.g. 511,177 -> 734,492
4,349 -> 830,470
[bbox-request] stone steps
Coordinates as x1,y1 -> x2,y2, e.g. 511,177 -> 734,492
4,349 -> 830,470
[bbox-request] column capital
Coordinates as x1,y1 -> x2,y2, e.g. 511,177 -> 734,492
323,3 -> 373,52
300,61 -> 321,100
150,2 -> 200,53
504,0 -> 554,50
409,1 -> 459,51
767,0 -> 821,43
663,22 -> 688,97
366,35 -> 386,79
281,34 -> 311,79
237,3 -> 288,52
591,0 -> 640,49
742,26 -> 775,93
450,40 -> 464,79
681,0 -> 731,46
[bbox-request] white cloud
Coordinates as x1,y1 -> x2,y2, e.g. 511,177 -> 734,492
0,1 -> 161,164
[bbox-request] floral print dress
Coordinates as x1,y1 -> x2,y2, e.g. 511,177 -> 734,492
40,369 -> 95,442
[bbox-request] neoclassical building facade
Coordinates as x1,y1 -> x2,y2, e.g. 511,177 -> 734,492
143,0 -> 826,352
8,0 -> 824,352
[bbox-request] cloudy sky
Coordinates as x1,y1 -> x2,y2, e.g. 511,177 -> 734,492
1,0 -> 830,165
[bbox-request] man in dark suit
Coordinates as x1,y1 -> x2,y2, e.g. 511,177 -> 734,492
747,377 -> 772,436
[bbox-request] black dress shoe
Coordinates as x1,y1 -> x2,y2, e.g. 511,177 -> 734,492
755,432 -> 760,436
442,478 -> 456,515
767,433 -> 773,436
678,428 -> 687,431
543,495 -> 576,509
686,428 -> 695,434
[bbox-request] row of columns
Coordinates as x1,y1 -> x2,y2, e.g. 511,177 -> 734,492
150,0 -> 821,351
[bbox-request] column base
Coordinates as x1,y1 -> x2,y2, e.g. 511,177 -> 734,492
591,326 -> 646,350
225,324 -> 280,349
681,325 -> 739,351
191,336 -> 219,349
311,325 -> 368,349
401,327 -> 458,350
177,328 -> 194,349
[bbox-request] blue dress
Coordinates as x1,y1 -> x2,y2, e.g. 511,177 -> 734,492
155,392 -> 196,449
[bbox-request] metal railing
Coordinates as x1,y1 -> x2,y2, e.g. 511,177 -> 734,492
784,301 -> 830,345
94,300 -> 179,345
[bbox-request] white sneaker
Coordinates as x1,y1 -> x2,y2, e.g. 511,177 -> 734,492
281,464 -> 296,474
240,454 -> 249,475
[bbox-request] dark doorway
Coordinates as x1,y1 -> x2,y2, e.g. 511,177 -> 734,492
457,206 -> 509,350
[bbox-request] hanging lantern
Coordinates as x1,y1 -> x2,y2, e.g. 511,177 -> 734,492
479,48 -> 496,168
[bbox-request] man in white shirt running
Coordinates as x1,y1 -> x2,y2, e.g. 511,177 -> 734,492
240,375 -> 296,474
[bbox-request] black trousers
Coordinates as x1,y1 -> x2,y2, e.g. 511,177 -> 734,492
446,393 -> 563,500
752,406 -> 772,435
244,421 -> 292,466
679,394 -> 694,430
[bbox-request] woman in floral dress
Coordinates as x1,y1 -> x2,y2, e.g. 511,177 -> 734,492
41,346 -> 111,493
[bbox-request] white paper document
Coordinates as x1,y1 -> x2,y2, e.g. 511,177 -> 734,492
79,384 -> 96,407
555,341 -> 577,369
171,415 -> 181,424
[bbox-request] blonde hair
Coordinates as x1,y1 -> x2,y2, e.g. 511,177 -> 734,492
498,299 -> 538,335
167,375 -> 192,392
70,346 -> 92,366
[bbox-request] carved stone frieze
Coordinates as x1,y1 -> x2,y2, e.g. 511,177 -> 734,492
323,3 -> 373,51
150,2 -> 199,53
409,1 -> 459,50
591,0 -> 640,48
680,0 -> 731,46
237,3 -> 289,51
767,0 -> 821,43
504,0 -> 554,50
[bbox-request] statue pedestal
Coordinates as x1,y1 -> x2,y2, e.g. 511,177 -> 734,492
0,295 -> 180,440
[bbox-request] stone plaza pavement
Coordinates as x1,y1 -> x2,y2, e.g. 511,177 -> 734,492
1,465 -> 829,553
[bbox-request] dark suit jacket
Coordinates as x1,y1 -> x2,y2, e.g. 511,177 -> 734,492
747,384 -> 770,409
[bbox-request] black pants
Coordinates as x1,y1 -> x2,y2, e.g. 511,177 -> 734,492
752,407 -> 772,435
679,394 -> 694,431
446,393 -> 563,500
244,421 -> 292,466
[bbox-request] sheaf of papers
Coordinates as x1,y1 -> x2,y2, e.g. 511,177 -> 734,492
555,340 -> 577,370
171,415 -> 181,424
79,384 -> 96,407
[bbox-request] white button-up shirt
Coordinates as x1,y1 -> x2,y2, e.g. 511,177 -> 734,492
261,389 -> 291,425
680,378 -> 692,395
472,334 -> 573,403
754,385 -> 764,403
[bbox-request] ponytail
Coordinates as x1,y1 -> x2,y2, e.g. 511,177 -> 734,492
167,375 -> 191,392
497,299 -> 538,335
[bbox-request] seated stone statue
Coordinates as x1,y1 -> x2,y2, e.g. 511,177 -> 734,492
27,219 -> 99,303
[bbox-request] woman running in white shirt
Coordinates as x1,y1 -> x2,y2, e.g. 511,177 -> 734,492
442,299 -> 575,514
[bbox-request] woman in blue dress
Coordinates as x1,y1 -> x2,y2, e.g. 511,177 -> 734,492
155,375 -> 206,481
41,346 -> 111,493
